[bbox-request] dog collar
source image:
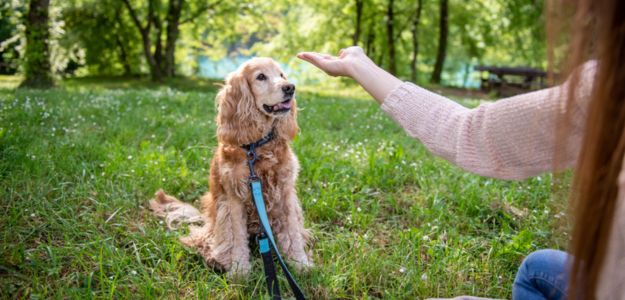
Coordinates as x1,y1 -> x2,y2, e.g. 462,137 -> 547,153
241,128 -> 276,151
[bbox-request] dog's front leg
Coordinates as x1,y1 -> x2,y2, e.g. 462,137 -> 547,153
210,196 -> 251,277
278,189 -> 313,271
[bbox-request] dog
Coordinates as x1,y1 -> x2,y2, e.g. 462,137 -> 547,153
149,58 -> 312,277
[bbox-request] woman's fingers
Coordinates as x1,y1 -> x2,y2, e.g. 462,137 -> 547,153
296,52 -> 321,65
298,52 -> 333,69
297,51 -> 346,77
297,52 -> 335,62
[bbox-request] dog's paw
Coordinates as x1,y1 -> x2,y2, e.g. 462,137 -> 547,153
292,259 -> 314,273
226,261 -> 251,280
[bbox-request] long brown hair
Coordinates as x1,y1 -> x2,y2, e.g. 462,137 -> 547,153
549,0 -> 625,298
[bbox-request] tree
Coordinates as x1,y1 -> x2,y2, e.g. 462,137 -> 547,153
20,0 -> 54,88
164,0 -> 183,77
430,0 -> 448,84
352,0 -> 364,46
410,0 -> 423,82
61,0 -> 142,76
26,0 -> 548,86
121,0 -> 221,81
122,0 -> 163,81
385,0 -> 396,75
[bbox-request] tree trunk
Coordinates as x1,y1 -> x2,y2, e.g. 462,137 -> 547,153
164,0 -> 183,77
153,14 -> 164,75
122,0 -> 162,81
365,23 -> 375,57
431,0 -> 448,84
385,0 -> 396,75
352,0 -> 364,46
410,0 -> 423,82
123,0 -> 206,81
116,36 -> 132,76
20,0 -> 53,88
142,31 -> 162,81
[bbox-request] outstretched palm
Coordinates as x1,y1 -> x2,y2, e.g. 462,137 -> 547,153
297,47 -> 366,77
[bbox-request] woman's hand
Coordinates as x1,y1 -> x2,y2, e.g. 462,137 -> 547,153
297,46 -> 369,78
297,46 -> 403,104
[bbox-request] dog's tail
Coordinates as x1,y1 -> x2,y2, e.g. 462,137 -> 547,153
149,189 -> 206,230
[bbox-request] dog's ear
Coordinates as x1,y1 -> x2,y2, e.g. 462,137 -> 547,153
217,71 -> 253,120
216,68 -> 262,145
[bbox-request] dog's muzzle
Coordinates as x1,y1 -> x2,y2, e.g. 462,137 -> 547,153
263,98 -> 293,114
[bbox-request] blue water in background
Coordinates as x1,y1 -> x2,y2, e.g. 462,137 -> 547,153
198,55 -> 480,88
198,55 -> 252,79
198,55 -> 305,85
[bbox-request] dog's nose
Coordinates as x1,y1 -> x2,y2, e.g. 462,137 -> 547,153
282,84 -> 295,94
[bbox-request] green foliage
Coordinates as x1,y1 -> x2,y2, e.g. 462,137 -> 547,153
0,2 -> 22,74
3,0 -> 547,85
0,78 -> 567,298
60,0 -> 143,76
249,0 -> 546,85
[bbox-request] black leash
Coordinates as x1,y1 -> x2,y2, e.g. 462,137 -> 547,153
242,128 -> 306,300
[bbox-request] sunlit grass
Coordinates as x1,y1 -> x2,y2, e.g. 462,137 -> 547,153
0,75 -> 21,89
0,78 -> 564,299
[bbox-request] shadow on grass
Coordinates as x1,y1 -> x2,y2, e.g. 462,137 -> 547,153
63,75 -> 223,93
0,75 -> 224,93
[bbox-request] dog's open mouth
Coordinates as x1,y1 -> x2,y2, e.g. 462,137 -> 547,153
263,98 -> 292,114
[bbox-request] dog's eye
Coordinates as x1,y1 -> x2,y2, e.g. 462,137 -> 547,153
256,73 -> 267,81
280,73 -> 285,78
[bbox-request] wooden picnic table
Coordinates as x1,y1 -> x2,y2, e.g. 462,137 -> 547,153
475,65 -> 549,97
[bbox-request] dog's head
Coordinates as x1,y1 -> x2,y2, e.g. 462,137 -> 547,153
216,58 -> 298,145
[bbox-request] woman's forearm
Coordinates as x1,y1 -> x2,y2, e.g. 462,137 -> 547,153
349,56 -> 403,105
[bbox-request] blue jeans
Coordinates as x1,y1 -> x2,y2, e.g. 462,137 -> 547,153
512,249 -> 570,300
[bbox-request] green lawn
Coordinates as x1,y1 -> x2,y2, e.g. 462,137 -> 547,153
0,76 -> 566,299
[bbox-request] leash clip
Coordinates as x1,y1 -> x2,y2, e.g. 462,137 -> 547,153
246,148 -> 257,163
247,146 -> 259,181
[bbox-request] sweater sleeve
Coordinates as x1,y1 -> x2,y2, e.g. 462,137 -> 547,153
381,63 -> 596,180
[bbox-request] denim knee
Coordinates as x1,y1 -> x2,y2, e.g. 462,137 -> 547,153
513,249 -> 569,300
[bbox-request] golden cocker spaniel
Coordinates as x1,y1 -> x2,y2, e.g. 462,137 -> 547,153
150,58 -> 312,277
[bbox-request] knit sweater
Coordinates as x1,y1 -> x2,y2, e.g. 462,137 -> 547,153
380,62 -> 625,299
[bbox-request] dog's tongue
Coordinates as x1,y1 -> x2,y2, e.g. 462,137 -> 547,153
273,100 -> 292,110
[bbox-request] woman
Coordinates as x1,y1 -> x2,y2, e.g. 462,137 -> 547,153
297,0 -> 624,299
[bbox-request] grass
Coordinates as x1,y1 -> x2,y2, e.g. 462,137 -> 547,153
0,75 -> 566,299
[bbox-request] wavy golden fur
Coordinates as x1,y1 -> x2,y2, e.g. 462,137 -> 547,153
149,58 -> 312,277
